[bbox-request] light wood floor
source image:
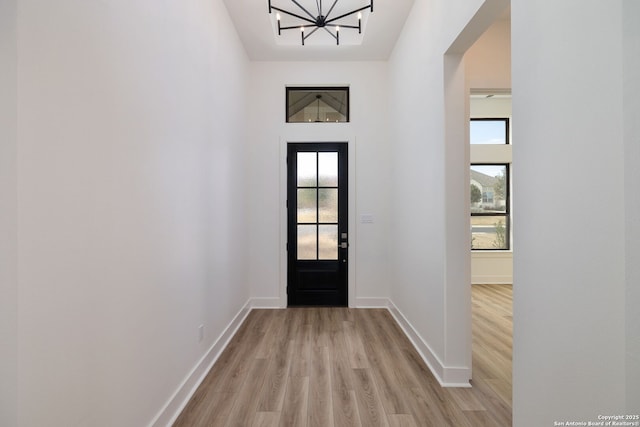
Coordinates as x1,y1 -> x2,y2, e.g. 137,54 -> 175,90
174,284 -> 512,426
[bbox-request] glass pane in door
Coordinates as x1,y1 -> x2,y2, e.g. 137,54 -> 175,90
318,152 -> 338,186
318,189 -> 338,222
297,189 -> 317,223
297,152 -> 317,186
318,225 -> 338,260
297,225 -> 317,260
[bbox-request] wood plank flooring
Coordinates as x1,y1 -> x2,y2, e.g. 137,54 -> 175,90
174,284 -> 512,426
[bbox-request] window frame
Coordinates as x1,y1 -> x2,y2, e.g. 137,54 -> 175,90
285,86 -> 350,123
470,117 -> 510,145
471,163 -> 511,251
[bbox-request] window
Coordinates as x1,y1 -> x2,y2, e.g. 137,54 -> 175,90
296,151 -> 340,260
471,164 -> 510,250
286,87 -> 349,123
470,118 -> 509,144
470,115 -> 511,250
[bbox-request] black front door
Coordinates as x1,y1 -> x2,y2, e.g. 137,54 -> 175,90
287,143 -> 348,306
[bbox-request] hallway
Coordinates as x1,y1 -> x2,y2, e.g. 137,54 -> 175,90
2,1 -> 635,425
174,285 -> 512,426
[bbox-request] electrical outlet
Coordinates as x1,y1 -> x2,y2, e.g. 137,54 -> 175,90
198,324 -> 204,343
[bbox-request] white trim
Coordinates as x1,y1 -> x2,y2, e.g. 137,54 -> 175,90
149,300 -> 252,427
151,296 -> 475,426
279,137 -> 358,308
471,275 -> 512,285
387,300 -> 472,388
355,297 -> 390,308
471,251 -> 513,257
471,251 -> 513,284
251,297 -> 285,309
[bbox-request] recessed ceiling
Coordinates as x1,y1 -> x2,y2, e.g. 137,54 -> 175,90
222,0 -> 415,61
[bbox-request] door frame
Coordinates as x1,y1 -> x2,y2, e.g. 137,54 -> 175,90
278,137 -> 357,308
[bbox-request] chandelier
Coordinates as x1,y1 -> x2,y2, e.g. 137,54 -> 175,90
268,0 -> 374,45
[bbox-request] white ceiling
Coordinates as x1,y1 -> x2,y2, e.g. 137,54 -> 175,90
222,0 -> 416,61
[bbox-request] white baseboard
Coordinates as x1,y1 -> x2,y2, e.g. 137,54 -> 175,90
250,297 -> 284,309
151,295 -> 473,426
471,275 -> 512,285
355,297 -> 390,308
387,300 -> 471,388
149,300 -> 252,427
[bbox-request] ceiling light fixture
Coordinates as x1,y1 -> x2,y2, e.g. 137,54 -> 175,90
268,0 -> 373,46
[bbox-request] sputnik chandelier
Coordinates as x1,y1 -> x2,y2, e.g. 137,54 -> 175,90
268,0 -> 374,45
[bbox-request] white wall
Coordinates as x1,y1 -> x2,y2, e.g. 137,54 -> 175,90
624,0 -> 640,412
0,0 -> 18,425
469,96 -> 512,284
512,1 -> 627,424
470,96 -> 512,118
246,61 -> 391,308
14,1 -> 249,425
388,0 -> 508,385
465,17 -> 511,90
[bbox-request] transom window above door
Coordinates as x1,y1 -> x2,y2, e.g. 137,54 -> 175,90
286,87 -> 349,123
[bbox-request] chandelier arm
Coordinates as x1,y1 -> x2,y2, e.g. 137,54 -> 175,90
324,0 -> 340,20
290,0 -> 317,21
301,26 -> 320,45
331,24 -> 358,29
325,4 -> 372,25
279,24 -> 312,30
306,27 -> 320,37
270,5 -> 316,24
322,26 -> 338,41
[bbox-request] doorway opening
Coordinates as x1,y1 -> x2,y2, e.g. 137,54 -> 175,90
442,0 -> 512,402
465,11 -> 512,411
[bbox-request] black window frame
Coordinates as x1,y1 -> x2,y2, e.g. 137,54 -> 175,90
471,163 -> 510,251
470,117 -> 510,145
286,86 -> 350,123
